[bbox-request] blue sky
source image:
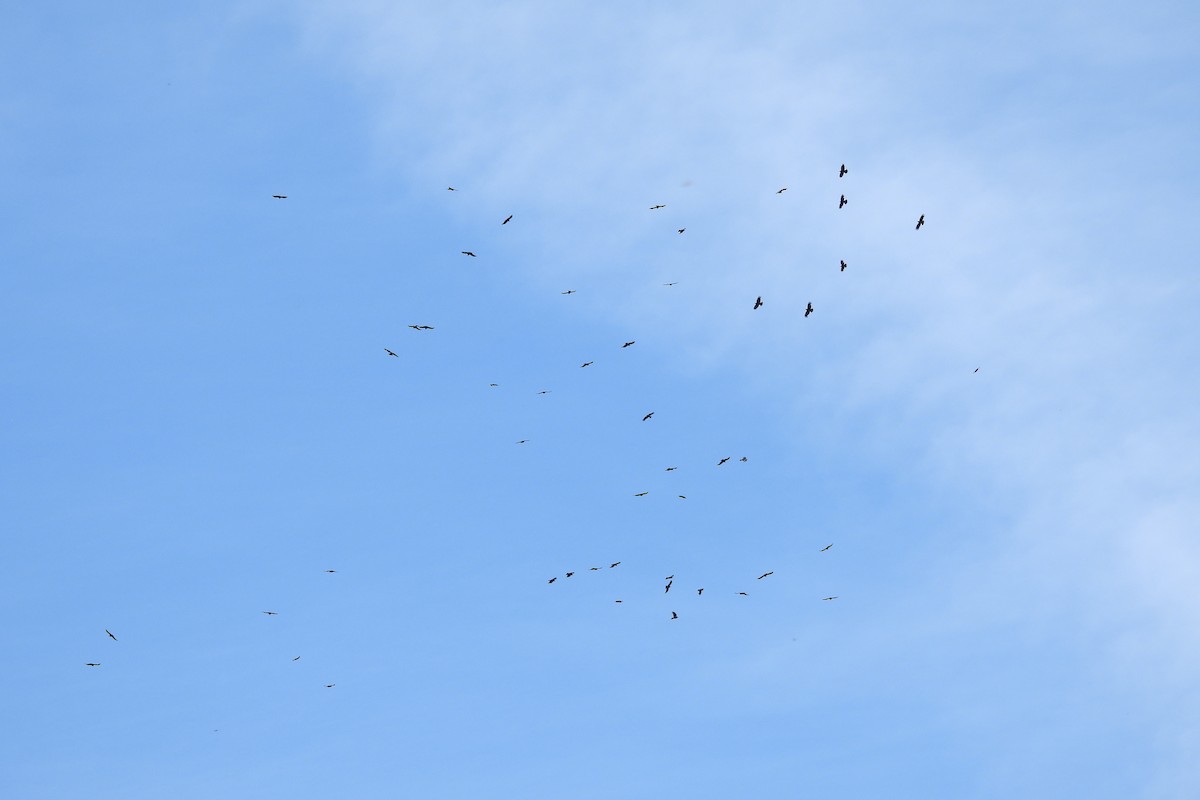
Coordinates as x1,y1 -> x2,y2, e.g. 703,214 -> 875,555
2,2 -> 1199,797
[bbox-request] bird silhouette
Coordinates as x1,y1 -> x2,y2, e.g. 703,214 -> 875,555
565,572 -> 575,578
292,656 -> 301,661
515,439 -> 528,444
323,570 -> 336,573
384,348 -> 398,357
820,544 -> 833,552
272,195 -> 287,199
738,592 -> 748,596
610,562 -> 621,568
262,611 -> 278,615
718,457 -> 730,466
447,187 -> 456,191
642,412 -> 654,422
697,588 -> 704,595
677,228 -> 685,234
85,663 -> 101,667
590,567 -> 601,571
739,457 -> 748,462
839,164 -> 848,177
663,282 -> 678,286
777,187 -> 787,194
915,214 -> 925,230
581,361 -> 593,367
536,390 -> 550,395
634,491 -> 649,497
548,577 -> 557,584
822,596 -> 839,601
665,466 -> 677,471
561,290 -> 576,295
678,495 -> 686,499
805,302 -> 814,318
650,204 -> 666,210
757,572 -> 773,580
671,611 -> 678,620
105,629 -> 117,641
325,684 -> 335,688
754,296 -> 763,310
615,600 -> 623,603
622,341 -> 636,348
840,260 -> 847,272
974,368 -> 980,373
461,251 -> 478,258
502,215 -> 513,224
839,195 -> 848,208
490,383 -> 499,387
665,580 -> 673,593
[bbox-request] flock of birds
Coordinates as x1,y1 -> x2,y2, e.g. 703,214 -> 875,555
84,163 -> 929,680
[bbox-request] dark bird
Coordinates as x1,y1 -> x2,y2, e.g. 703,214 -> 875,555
536,390 -> 550,395
665,466 -> 677,471
565,572 -> 575,578
839,164 -> 848,177
384,348 -> 398,357
105,629 -> 117,641
515,439 -> 528,444
677,228 -> 685,234
671,611 -> 678,620
650,204 -> 666,210
622,341 -> 636,348
665,580 -> 673,593
634,491 -> 649,497
447,187 -> 456,191
272,195 -> 287,199
777,187 -> 787,194
915,214 -> 925,230
665,575 -> 674,580
407,325 -> 421,330
325,684 -> 335,688
490,383 -> 499,387
581,361 -> 593,368
718,457 -> 730,466
678,495 -> 686,499
292,656 -> 301,661
822,596 -> 839,601
323,570 -> 336,573
262,611 -> 278,615
418,325 -> 434,330
461,251 -> 477,257
739,457 -> 748,462
561,290 -> 576,295
974,368 -> 980,373
663,282 -> 678,286
610,562 -> 621,568
590,567 -> 601,571
754,296 -> 763,310
85,663 -> 101,667
757,572 -> 774,580
840,260 -> 847,272
642,412 -> 654,422
839,195 -> 848,208
697,588 -> 704,596
615,600 -> 623,603
738,592 -> 748,596
548,577 -> 557,584
820,544 -> 833,552
804,302 -> 814,318
502,215 -> 513,224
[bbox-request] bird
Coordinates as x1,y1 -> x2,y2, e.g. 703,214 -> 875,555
678,495 -> 686,499
262,611 -> 278,615
777,187 -> 787,194
614,600 -> 623,603
642,412 -> 654,422
820,544 -> 833,552
548,577 -> 557,584
739,457 -> 748,462
384,348 -> 398,357
447,187 -> 456,191
718,457 -> 731,466
754,296 -> 763,310
407,324 -> 434,330
839,195 -> 848,208
292,656 -> 301,661
536,390 -> 550,395
461,251 -> 476,257
590,567 -> 602,571
85,663 -> 101,667
697,588 -> 704,596
757,572 -> 774,580
502,215 -> 513,224
272,195 -> 287,199
738,592 -> 748,596
561,290 -> 576,295
323,570 -> 336,573
677,228 -> 685,234
105,629 -> 117,641
490,383 -> 499,387
515,439 -> 528,444
665,575 -> 674,580
580,361 -> 593,368
822,596 -> 839,601
670,612 -> 678,620
325,684 -> 335,688
634,491 -> 649,497
621,341 -> 636,348
650,204 -> 666,210
663,282 -> 678,286
974,368 -> 980,373
839,164 -> 848,177
915,214 -> 925,230
665,466 -> 677,471
840,260 -> 848,272
610,562 -> 621,568
805,302 -> 814,318
565,572 -> 575,578
665,580 -> 673,593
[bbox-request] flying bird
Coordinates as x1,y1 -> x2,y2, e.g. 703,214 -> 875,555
590,567 -> 602,571
777,187 -> 787,194
974,368 -> 980,373
754,296 -> 763,310
677,228 -> 685,234
665,575 -> 674,580
292,656 -> 301,661
820,544 -> 833,552
384,348 -> 398,357
548,577 -> 557,584
650,204 -> 666,210
262,611 -> 278,615
738,592 -> 748,596
580,361 -> 593,368
840,260 -> 848,272
490,383 -> 499,387
565,572 -> 575,578
610,562 -> 621,568
678,495 -> 686,499
615,600 -> 623,603
85,663 -> 101,667
757,572 -> 774,580
642,412 -> 654,422
272,195 -> 287,199
325,684 -> 335,688
502,215 -> 513,224
461,251 -> 476,257
665,466 -> 677,471
634,491 -> 649,497
839,195 -> 848,209
105,629 -> 117,641
621,341 -> 636,348
561,290 -> 576,295
671,612 -> 678,620
536,390 -> 550,395
665,581 -> 673,593
739,457 -> 748,462
663,282 -> 678,286
915,214 -> 925,230
697,588 -> 704,596
515,439 -> 528,444
822,596 -> 839,601
839,164 -> 848,177
718,457 -> 730,466
804,302 -> 814,318
323,570 -> 336,573
447,187 -> 456,191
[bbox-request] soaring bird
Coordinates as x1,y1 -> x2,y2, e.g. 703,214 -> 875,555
536,390 -> 550,395
665,466 -> 677,471
581,361 -> 593,367
915,214 -> 925,230
665,575 -> 674,580
447,187 -> 456,191
839,195 -> 848,209
565,572 -> 575,578
822,596 -> 839,601
757,572 -> 774,580
974,367 -> 980,373
697,588 -> 704,596
678,495 -> 686,499
272,195 -> 287,199
665,580 -> 673,593
738,592 -> 748,596
610,562 -> 621,568
461,251 -> 477,257
718,457 -> 731,466
502,215 -> 513,224
804,303 -> 814,318
515,439 -> 528,444
490,383 -> 499,387
325,684 -> 335,688
384,348 -> 398,357
85,663 -> 101,667
663,282 -> 678,286
561,290 -> 576,295
105,629 -> 117,641
820,544 -> 833,552
262,611 -> 278,615
642,412 -> 654,422
677,228 -> 685,234
839,164 -> 848,177
548,577 -> 557,584
634,491 -> 649,497
292,656 -> 301,661
650,204 -> 666,210
323,570 -> 336,573
777,187 -> 787,194
590,567 -> 602,571
739,457 -> 748,462
754,296 -> 763,310
670,612 -> 678,620
621,341 -> 636,348
840,260 -> 847,272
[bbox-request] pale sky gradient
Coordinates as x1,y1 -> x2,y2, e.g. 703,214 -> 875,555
3,2 -> 1199,798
